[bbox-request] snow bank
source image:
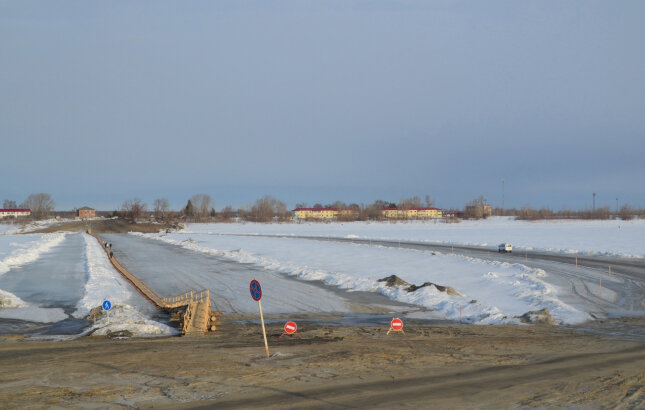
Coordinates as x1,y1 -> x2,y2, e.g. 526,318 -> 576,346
180,217 -> 645,258
84,305 -> 178,338
134,232 -> 589,325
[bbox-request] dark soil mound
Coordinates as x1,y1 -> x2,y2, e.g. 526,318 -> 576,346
377,275 -> 411,287
406,282 -> 462,296
518,308 -> 555,325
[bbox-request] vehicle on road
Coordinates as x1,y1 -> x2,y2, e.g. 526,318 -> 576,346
498,243 -> 513,253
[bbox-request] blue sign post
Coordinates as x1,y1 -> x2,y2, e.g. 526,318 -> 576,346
102,300 -> 112,311
249,279 -> 269,358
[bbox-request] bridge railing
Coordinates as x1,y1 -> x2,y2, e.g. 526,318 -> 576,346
163,289 -> 210,309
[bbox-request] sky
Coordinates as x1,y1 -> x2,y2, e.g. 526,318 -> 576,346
1,1 -> 644,211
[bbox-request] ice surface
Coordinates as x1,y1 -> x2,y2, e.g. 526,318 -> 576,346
0,232 -> 67,275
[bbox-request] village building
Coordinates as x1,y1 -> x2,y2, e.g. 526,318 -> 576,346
382,207 -> 443,219
0,209 -> 31,219
293,208 -> 339,220
464,204 -> 493,219
77,207 -> 96,219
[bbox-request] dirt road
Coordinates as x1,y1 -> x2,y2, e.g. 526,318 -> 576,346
1,319 -> 643,409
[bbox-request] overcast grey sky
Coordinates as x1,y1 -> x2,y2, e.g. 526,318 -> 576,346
1,1 -> 644,211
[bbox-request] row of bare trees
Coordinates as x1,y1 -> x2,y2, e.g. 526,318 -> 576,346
497,205 -> 640,221
2,193 -> 55,220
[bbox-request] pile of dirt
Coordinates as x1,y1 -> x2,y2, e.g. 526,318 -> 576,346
518,308 -> 555,325
86,306 -> 104,322
106,329 -> 133,339
405,282 -> 462,296
377,275 -> 411,287
378,275 -> 461,296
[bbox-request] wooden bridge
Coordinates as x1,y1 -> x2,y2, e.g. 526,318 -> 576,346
93,234 -> 219,336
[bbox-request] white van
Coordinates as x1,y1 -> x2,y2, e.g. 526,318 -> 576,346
498,243 -> 512,253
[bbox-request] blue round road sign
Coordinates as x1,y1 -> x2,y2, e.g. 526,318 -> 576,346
249,280 -> 262,301
102,300 -> 112,311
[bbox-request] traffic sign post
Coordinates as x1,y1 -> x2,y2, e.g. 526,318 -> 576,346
387,317 -> 405,335
279,321 -> 302,339
102,299 -> 112,324
250,280 -> 270,358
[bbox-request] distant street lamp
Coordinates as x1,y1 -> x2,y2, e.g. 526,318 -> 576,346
502,179 -> 505,212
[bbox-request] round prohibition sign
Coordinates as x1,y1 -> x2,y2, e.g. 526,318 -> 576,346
387,317 -> 405,335
284,321 -> 297,334
249,279 -> 262,301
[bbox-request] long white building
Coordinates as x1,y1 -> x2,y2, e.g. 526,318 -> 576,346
0,208 -> 31,219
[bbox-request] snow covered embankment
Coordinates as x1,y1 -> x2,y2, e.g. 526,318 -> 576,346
73,234 -> 178,337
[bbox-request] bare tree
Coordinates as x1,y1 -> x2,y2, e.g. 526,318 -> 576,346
3,200 -> 18,209
398,196 -> 422,209
463,196 -> 490,219
425,195 -> 435,207
189,194 -> 212,221
21,193 -> 55,219
153,198 -> 170,220
620,205 -> 634,221
219,205 -> 236,221
248,196 -> 288,222
121,198 -> 147,222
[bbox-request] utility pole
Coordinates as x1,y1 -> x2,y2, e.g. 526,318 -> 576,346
593,193 -> 596,212
502,179 -> 505,212
616,198 -> 619,214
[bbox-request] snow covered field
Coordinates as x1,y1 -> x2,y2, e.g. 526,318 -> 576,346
179,217 -> 645,258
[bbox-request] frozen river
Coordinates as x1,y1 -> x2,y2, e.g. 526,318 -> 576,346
2,221 -> 644,338
0,232 -> 418,337
101,233 -> 417,316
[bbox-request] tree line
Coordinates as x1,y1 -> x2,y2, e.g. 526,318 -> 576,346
3,193 -> 643,223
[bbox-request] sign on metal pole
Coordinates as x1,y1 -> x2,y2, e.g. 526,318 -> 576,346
102,299 -> 112,324
250,280 -> 262,302
250,279 -> 270,358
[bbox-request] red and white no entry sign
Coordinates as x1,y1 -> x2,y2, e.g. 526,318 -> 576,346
279,321 -> 302,339
284,321 -> 297,334
387,317 -> 405,335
